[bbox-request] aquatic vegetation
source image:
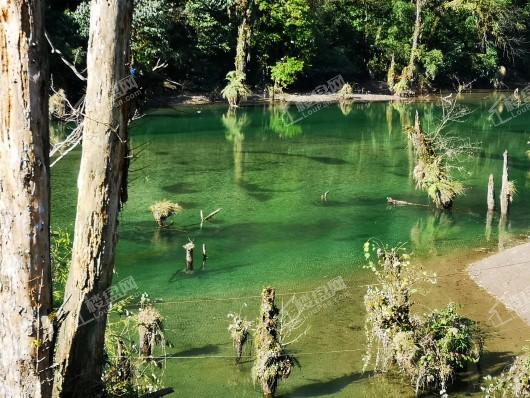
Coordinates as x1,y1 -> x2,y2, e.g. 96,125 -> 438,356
407,111 -> 468,209
483,352 -> 530,397
221,70 -> 251,107
253,287 -> 297,397
138,305 -> 165,357
227,310 -> 252,363
363,241 -> 482,396
149,200 -> 183,226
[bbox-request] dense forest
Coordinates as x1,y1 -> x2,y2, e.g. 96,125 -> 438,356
49,0 -> 530,97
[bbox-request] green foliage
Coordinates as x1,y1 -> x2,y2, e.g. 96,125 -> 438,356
482,351 -> 530,397
363,241 -> 482,396
71,0 -> 175,72
103,294 -> 168,397
48,0 -> 530,92
270,57 -> 304,92
51,228 -> 72,305
221,71 -> 251,107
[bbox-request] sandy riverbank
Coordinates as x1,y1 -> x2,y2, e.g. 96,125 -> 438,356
148,92 -> 404,107
469,240 -> 530,325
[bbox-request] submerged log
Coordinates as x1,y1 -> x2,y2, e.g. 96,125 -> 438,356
487,174 -> 495,211
386,197 -> 427,207
183,241 -> 195,273
500,150 -> 510,216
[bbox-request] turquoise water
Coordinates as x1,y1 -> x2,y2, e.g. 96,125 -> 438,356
52,95 -> 530,397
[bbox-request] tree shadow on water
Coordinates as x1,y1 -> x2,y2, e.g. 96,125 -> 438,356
286,372 -> 370,397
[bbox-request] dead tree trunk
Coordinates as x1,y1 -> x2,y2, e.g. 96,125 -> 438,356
500,150 -> 509,216
487,174 -> 495,211
183,242 -> 195,273
52,0 -> 133,396
0,1 -> 53,396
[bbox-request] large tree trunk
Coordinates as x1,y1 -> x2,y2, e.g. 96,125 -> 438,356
396,0 -> 423,95
52,0 -> 133,396
0,1 -> 53,397
235,0 -> 252,77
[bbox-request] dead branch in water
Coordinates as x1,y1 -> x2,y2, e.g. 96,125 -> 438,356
200,208 -> 222,229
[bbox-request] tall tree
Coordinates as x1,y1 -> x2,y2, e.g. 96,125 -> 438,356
234,0 -> 253,77
51,0 -> 133,396
0,1 -> 53,397
394,0 -> 425,94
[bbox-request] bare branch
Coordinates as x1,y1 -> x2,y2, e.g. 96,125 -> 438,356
45,31 -> 87,81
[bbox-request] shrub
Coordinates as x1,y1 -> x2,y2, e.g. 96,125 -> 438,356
221,70 -> 251,107
270,57 -> 304,94
338,83 -> 353,99
483,352 -> 530,397
362,241 -> 483,396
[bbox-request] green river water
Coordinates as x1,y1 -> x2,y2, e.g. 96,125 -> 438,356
52,94 -> 530,397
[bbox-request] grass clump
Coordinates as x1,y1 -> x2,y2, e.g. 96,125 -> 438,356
149,200 -> 183,227
362,240 -> 483,396
221,70 -> 251,107
483,352 -> 530,397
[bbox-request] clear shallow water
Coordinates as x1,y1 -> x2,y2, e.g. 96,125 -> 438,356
52,95 -> 530,397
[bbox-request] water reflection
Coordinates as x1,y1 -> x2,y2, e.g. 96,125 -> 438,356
410,211 -> 454,255
222,109 -> 248,184
267,103 -> 303,138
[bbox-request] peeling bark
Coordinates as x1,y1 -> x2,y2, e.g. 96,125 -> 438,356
0,1 -> 53,396
51,0 -> 133,396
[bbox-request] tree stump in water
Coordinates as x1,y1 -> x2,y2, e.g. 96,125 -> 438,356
183,241 -> 194,273
253,287 -> 295,397
202,244 -> 208,269
500,150 -> 510,216
487,174 -> 495,211
138,306 -> 163,358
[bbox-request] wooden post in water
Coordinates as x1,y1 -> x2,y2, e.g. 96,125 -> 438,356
202,244 -> 208,269
500,150 -> 510,216
183,241 -> 195,273
487,174 -> 495,212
